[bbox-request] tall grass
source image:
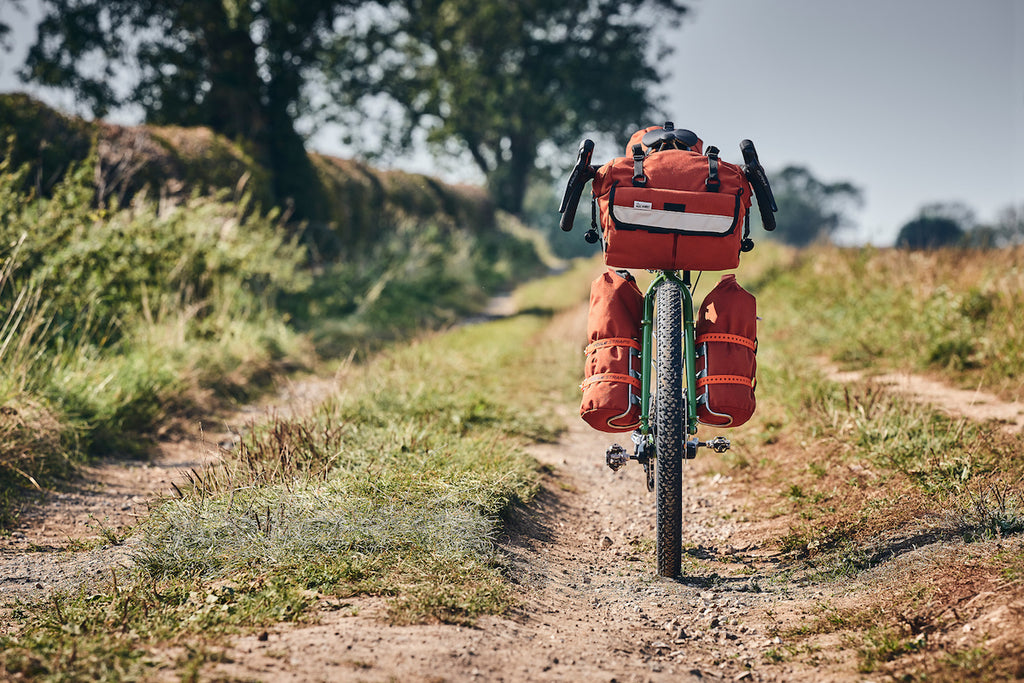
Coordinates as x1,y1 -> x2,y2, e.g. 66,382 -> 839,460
756,245 -> 1024,400
0,115 -> 550,519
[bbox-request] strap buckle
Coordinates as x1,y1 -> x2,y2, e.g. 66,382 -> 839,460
631,143 -> 647,187
705,145 -> 721,192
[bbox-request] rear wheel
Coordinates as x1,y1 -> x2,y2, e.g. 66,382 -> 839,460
654,281 -> 684,578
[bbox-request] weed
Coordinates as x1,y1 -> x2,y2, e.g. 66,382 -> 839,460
857,627 -> 927,673
951,482 -> 1024,540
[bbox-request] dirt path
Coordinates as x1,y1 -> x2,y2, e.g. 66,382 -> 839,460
0,375 -> 337,603
209,405 -> 813,682
205,308 -> 827,682
827,366 -> 1024,432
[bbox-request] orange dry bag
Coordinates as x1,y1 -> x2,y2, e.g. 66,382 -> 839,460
591,127 -> 753,272
581,269 -> 644,432
695,274 -> 757,427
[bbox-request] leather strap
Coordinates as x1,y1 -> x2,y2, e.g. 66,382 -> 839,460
705,146 -> 720,192
696,332 -> 757,352
631,143 -> 647,187
585,337 -> 642,355
581,373 -> 642,390
697,375 -> 755,388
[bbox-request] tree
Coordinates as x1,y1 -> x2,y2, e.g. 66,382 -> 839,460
992,203 -> 1024,246
769,165 -> 863,247
328,0 -> 688,215
15,0 -> 363,217
895,202 -> 973,249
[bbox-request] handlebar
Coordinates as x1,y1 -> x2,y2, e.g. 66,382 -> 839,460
740,139 -> 777,232
558,139 -> 596,232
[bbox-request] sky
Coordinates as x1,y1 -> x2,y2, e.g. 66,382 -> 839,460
1,0 -> 1022,245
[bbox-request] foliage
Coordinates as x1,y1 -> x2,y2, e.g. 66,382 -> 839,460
329,0 -> 688,215
748,245 -> 1024,400
992,203 -> 1024,245
962,202 -> 1024,249
768,165 -> 863,247
0,114 -> 546,524
896,202 -> 974,249
0,93 -> 94,196
0,145 -> 311,465
16,0 -> 368,215
897,215 -> 965,249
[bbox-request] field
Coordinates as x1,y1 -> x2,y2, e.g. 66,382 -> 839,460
1,239 -> 1022,680
2,98 -> 1022,681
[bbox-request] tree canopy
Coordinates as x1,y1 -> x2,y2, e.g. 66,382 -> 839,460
16,0 -> 366,216
328,0 -> 688,215
10,0 -> 689,219
769,165 -> 863,247
895,202 -> 973,249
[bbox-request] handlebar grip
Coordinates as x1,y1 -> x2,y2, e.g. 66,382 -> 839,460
559,139 -> 596,231
559,195 -> 581,232
740,139 -> 778,232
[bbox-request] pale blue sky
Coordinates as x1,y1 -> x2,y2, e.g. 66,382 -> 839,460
2,0 -> 1021,245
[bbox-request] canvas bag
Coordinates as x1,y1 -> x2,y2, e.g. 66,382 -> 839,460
580,269 -> 644,432
695,274 -> 757,427
591,127 -> 753,272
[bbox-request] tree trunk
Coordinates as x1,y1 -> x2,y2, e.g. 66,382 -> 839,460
487,134 -> 535,215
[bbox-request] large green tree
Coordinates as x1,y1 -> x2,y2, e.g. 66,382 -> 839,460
895,202 -> 973,249
770,165 -> 863,247
328,0 -> 687,215
15,0 -> 362,216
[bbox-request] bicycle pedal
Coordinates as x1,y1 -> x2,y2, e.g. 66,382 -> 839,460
606,443 -> 630,471
689,436 -> 731,454
706,436 -> 731,453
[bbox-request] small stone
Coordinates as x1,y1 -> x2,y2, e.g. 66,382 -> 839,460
601,536 -> 613,549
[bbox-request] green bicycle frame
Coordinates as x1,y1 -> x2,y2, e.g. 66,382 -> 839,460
637,270 -> 699,439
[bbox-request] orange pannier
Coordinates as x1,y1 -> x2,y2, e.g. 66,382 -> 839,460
695,274 -> 757,427
580,269 -> 644,432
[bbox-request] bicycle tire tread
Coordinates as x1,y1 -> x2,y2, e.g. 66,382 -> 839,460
654,281 -> 684,578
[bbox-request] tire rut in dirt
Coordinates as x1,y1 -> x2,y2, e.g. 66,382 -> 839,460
654,280 -> 683,578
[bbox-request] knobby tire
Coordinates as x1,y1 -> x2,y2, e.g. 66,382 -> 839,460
654,281 -> 684,578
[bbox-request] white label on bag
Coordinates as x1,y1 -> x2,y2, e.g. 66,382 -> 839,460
616,206 -> 734,234
633,200 -> 653,210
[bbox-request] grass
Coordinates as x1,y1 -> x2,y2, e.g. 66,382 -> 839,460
0,119 -> 549,526
715,245 -> 1024,565
710,243 -> 1024,680
754,244 -> 1024,401
0,262 -> 589,679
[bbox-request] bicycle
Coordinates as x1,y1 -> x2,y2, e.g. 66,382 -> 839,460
558,127 -> 777,578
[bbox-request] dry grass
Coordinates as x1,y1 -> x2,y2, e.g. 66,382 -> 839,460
716,244 -> 1024,678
